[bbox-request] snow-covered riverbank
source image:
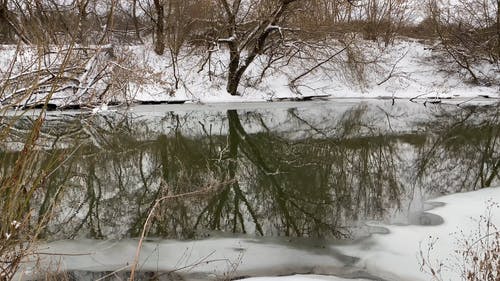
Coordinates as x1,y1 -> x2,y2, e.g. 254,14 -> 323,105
20,187 -> 500,281
335,187 -> 500,281
92,39 -> 500,104
1,39 -> 499,109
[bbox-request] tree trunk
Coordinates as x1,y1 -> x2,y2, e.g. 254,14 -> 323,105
98,0 -> 116,44
0,0 -> 12,42
227,45 -> 241,95
497,0 -> 500,59
154,0 -> 165,55
76,0 -> 89,44
132,0 -> 143,44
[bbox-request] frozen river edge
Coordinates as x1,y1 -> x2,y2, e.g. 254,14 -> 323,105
17,187 -> 500,281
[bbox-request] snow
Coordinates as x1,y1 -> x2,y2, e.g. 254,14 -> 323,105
1,39 -> 498,109
23,237 -> 349,280
241,276 -> 370,281
335,187 -> 500,281
19,186 -> 500,281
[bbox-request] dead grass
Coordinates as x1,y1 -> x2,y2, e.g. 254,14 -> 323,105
0,43 -> 81,280
420,201 -> 500,281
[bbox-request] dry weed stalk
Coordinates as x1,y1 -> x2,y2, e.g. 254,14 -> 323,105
128,180 -> 233,281
420,201 -> 500,281
0,41 -> 85,280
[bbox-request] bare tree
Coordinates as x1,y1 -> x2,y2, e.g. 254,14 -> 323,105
359,0 -> 413,46
131,0 -> 144,43
213,0 -> 300,96
0,0 -> 30,43
165,0 -> 198,89
428,0 -> 500,85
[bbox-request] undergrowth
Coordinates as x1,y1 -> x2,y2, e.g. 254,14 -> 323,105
420,201 -> 500,281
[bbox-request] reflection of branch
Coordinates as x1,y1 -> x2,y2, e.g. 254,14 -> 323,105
233,183 -> 264,235
484,159 -> 500,187
376,105 -> 400,132
416,110 -> 492,191
288,108 -> 327,137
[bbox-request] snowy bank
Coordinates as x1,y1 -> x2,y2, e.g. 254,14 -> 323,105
0,39 -> 498,109
18,187 -> 500,281
116,39 -> 500,104
241,276 -> 371,281
335,187 -> 500,281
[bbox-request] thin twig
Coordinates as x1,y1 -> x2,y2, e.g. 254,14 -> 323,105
128,182 -> 230,281
94,265 -> 132,281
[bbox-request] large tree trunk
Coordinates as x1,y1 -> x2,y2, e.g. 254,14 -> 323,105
0,0 -> 12,42
154,0 -> 165,55
227,45 -> 241,95
76,0 -> 89,44
132,0 -> 143,43
497,0 -> 500,59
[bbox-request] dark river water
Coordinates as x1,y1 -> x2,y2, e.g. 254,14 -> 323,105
1,100 -> 499,280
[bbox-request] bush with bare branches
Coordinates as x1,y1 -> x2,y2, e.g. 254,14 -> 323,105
420,201 -> 500,281
426,0 -> 500,85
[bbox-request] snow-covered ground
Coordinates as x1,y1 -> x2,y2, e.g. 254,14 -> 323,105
242,276 -> 371,281
19,187 -> 500,281
1,39 -> 498,109
122,39 -> 500,104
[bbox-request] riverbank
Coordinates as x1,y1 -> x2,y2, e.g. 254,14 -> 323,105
1,39 -> 499,110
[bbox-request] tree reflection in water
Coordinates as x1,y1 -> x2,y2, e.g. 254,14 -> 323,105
0,102 -> 498,241
191,108 -> 402,239
415,105 -> 500,193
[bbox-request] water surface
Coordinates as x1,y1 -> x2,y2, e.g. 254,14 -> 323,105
2,100 -> 499,280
